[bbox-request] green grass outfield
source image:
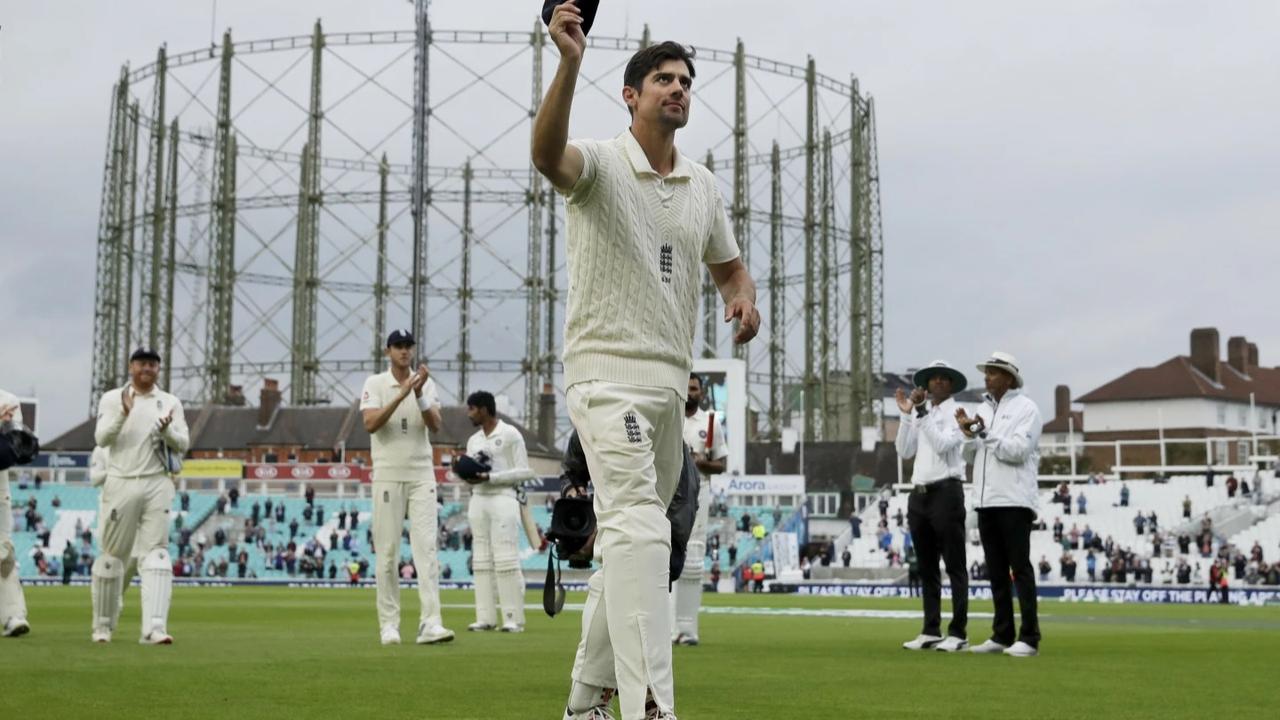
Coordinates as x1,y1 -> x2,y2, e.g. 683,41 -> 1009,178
2,586 -> 1277,719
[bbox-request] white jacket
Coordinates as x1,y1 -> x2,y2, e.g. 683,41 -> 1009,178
964,389 -> 1041,512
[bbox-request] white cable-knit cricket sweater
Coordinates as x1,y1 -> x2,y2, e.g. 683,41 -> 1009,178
561,131 -> 739,397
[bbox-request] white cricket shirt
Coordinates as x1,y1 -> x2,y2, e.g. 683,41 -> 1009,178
360,371 -> 436,472
560,130 -> 740,397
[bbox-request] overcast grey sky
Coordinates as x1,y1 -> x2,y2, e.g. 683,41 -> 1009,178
2,1 -> 1278,439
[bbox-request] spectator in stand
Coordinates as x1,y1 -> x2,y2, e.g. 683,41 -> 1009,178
338,509 -> 348,530
274,504 -> 285,523
1086,552 -> 1097,582
302,504 -> 314,524
1226,475 -> 1238,498
61,541 -> 77,584
1082,525 -> 1095,550
1251,542 -> 1264,564
1207,562 -> 1222,601
1076,492 -> 1087,515
1052,517 -> 1063,543
330,530 -> 339,551
849,511 -> 861,539
800,556 -> 811,580
739,512 -> 751,533
315,505 -> 325,526
228,485 -> 240,509
1060,553 -> 1077,583
180,491 -> 191,512
305,485 -> 316,506
728,544 -> 737,566
906,546 -> 920,597
289,518 -> 299,539
1148,511 -> 1158,535
842,548 -> 852,568
1205,466 -> 1215,488
1068,525 -> 1080,551
1119,483 -> 1130,507
1062,489 -> 1071,516
1037,556 -> 1051,582
709,565 -> 721,590
893,508 -> 904,529
1133,512 -> 1146,536
1183,495 -> 1192,519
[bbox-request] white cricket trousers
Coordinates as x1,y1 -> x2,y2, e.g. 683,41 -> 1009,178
0,473 -> 27,626
566,380 -> 683,720
92,475 -> 174,636
670,479 -> 710,640
468,492 -> 525,627
370,474 -> 442,631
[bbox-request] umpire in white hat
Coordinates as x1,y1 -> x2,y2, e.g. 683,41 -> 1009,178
954,352 -> 1043,657
895,361 -> 970,652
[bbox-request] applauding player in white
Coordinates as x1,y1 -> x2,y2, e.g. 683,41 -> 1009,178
360,330 -> 454,646
91,348 -> 188,644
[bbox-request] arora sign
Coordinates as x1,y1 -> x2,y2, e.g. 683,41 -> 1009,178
710,474 -> 805,497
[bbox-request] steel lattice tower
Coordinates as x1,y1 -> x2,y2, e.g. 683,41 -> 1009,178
88,12 -> 886,447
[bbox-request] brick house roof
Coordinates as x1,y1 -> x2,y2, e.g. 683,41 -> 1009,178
1077,356 -> 1280,406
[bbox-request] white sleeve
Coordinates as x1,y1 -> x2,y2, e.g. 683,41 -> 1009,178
703,183 -> 740,265
162,398 -> 190,454
358,376 -> 382,410
710,415 -> 729,461
562,139 -> 600,205
94,390 -> 127,448
487,428 -> 535,486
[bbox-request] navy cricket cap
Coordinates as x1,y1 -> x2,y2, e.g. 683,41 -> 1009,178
129,347 -> 162,363
386,329 -> 416,348
542,0 -> 600,37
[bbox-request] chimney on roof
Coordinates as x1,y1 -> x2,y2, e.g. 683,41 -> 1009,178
259,378 -> 282,427
225,385 -> 247,407
1227,336 -> 1249,375
538,382 -> 557,450
1247,342 -> 1259,370
1055,385 -> 1071,419
1190,327 -> 1220,383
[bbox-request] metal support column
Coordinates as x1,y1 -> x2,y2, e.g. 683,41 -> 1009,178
458,160 -> 474,400
525,20 -> 546,426
848,78 -> 869,434
207,30 -> 236,403
819,130 -> 833,435
410,0 -> 433,344
802,57 -> 818,441
143,46 -> 168,350
731,39 -> 750,364
373,153 -> 390,368
768,142 -> 784,438
90,68 -> 131,412
161,118 -> 179,390
122,101 -> 141,364
291,20 -> 324,406
701,150 -> 717,358
866,98 -> 886,426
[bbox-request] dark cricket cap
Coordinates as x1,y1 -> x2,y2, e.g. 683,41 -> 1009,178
542,0 -> 600,37
386,329 -> 416,347
129,347 -> 162,363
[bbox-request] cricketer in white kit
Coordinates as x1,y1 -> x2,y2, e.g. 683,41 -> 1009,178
461,390 -> 536,632
91,348 -> 188,644
359,329 -> 455,646
670,373 -> 727,646
534,4 -> 761,717
0,389 -> 31,638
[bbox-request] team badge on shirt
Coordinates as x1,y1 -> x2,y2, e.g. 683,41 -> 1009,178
495,438 -> 503,447
659,244 -> 673,284
699,430 -> 707,439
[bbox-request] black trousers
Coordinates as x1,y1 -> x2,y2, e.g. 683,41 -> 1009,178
978,507 -> 1040,648
907,479 -> 968,638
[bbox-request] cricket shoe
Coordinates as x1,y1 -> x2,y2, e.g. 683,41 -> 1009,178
2,617 -> 30,637
139,630 -> 174,645
499,622 -> 524,633
1004,641 -> 1039,657
91,628 -> 112,643
416,623 -> 455,644
934,636 -> 969,652
563,706 -> 615,720
673,633 -> 699,646
380,626 -> 401,645
467,621 -> 495,632
902,633 -> 943,650
643,702 -> 677,720
969,639 -> 1009,654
